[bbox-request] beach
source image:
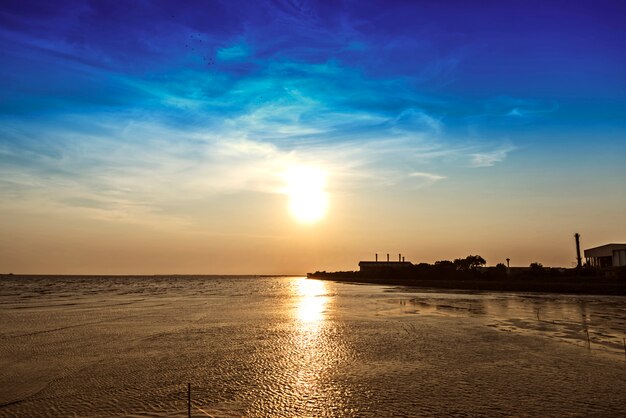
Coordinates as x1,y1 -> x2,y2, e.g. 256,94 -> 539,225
1,275 -> 626,417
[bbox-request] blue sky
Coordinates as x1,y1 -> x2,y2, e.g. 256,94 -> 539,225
1,0 -> 625,273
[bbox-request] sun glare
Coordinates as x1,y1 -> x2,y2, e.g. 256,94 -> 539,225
295,277 -> 328,324
283,166 -> 329,224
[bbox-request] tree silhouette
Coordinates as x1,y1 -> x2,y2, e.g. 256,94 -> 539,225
454,255 -> 487,271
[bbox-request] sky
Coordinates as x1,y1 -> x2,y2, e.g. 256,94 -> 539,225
1,0 -> 625,274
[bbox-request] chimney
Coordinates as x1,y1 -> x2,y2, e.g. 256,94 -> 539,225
387,253 -> 389,262
375,253 -> 378,262
575,233 -> 582,268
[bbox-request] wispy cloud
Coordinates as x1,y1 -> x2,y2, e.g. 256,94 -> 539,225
0,1 -> 521,227
0,105 -> 511,226
482,97 -> 559,119
408,172 -> 447,181
217,43 -> 250,61
469,145 -> 516,168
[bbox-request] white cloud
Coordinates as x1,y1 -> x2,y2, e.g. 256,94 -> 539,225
469,145 -> 515,167
0,55 -> 518,228
408,171 -> 447,181
1,109 -> 517,228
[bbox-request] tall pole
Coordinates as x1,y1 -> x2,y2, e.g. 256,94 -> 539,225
506,258 -> 510,268
188,383 -> 191,418
575,233 -> 582,268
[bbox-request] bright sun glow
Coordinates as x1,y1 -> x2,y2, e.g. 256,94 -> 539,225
283,166 -> 329,224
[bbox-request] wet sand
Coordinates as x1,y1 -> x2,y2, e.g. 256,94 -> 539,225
1,275 -> 626,417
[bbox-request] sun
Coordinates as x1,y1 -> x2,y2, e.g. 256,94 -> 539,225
283,166 -> 329,224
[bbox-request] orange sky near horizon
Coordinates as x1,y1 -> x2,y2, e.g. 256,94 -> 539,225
2,147 -> 624,275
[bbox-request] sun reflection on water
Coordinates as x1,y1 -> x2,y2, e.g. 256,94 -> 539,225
295,277 -> 328,329
288,277 -> 333,412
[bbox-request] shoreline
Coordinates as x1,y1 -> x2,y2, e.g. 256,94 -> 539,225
307,273 -> 626,296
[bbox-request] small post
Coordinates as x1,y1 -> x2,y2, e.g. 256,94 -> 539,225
623,338 -> 626,358
188,383 -> 191,418
375,253 -> 378,262
506,258 -> 510,268
398,253 -> 401,262
387,253 -> 389,262
585,329 -> 591,350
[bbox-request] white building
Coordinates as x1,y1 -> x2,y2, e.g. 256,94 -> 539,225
584,243 -> 626,268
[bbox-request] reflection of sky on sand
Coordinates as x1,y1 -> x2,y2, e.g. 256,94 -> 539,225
384,289 -> 626,357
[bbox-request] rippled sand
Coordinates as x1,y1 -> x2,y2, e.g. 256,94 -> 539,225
1,275 -> 626,417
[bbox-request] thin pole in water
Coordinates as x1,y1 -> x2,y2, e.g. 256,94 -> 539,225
623,338 -> 626,359
188,383 -> 191,418
585,329 -> 591,350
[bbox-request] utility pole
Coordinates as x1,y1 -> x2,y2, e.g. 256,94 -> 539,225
575,233 -> 582,268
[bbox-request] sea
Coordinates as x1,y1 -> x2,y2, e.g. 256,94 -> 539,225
1,275 -> 626,417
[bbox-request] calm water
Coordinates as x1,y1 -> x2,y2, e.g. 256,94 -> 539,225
1,275 -> 626,417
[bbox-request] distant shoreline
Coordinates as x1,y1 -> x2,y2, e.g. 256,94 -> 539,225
0,274 -> 301,278
306,272 -> 626,296
3,273 -> 625,296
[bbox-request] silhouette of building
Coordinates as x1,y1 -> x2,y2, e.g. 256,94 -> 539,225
359,253 -> 413,273
584,243 -> 626,268
359,261 -> 413,273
